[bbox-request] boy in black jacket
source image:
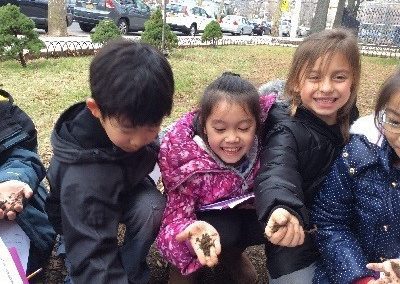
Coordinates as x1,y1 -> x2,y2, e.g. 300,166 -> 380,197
45,39 -> 174,284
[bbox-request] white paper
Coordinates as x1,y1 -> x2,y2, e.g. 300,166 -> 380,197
0,236 -> 23,284
0,221 -> 30,272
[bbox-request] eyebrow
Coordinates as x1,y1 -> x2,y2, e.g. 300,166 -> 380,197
211,118 -> 254,124
386,107 -> 400,117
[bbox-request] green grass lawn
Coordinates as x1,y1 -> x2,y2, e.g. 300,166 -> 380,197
0,45 -> 399,164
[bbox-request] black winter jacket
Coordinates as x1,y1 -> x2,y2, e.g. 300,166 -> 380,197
254,103 -> 345,278
46,102 -> 159,283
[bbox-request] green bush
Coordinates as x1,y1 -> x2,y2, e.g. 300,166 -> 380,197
0,4 -> 44,67
91,19 -> 122,44
201,20 -> 223,47
141,9 -> 178,51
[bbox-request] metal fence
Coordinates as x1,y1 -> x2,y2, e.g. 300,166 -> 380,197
357,1 -> 400,46
35,35 -> 399,60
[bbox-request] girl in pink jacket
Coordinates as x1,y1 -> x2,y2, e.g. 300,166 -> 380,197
156,72 -> 276,283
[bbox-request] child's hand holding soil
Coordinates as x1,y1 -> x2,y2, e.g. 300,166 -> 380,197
367,259 -> 400,283
176,220 -> 221,268
0,180 -> 32,220
265,208 -> 305,247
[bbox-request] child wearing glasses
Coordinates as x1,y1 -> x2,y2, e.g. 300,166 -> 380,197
311,68 -> 400,284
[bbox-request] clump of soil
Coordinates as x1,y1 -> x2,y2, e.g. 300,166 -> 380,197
266,224 -> 318,238
0,190 -> 23,215
196,233 -> 215,257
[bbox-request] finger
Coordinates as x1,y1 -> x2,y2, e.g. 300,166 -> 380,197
213,238 -> 221,256
195,248 -> 207,266
13,203 -> 23,213
6,210 -> 16,221
0,209 -> 4,219
272,209 -> 290,225
22,187 -> 33,199
268,226 -> 288,245
367,263 -> 385,272
289,224 -> 301,247
299,228 -> 305,246
176,228 -> 192,242
278,222 -> 295,247
205,246 -> 219,267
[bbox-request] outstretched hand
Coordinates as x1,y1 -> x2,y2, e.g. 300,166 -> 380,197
367,259 -> 400,283
176,220 -> 221,268
0,180 -> 32,220
264,208 -> 305,247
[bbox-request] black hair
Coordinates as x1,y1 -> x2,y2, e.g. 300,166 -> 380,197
90,39 -> 174,126
374,68 -> 400,130
197,72 -> 261,139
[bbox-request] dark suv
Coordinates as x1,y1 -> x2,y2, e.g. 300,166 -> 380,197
0,0 -> 73,31
73,0 -> 150,34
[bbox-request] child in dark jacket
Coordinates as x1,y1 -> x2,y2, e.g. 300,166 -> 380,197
312,68 -> 400,284
0,89 -> 56,278
254,28 -> 361,283
45,39 -> 174,284
156,72 -> 275,283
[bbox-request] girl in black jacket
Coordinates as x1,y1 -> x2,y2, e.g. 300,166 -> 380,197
254,28 -> 361,283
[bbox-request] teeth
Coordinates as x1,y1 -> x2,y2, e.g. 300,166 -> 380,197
223,147 -> 239,153
315,98 -> 336,103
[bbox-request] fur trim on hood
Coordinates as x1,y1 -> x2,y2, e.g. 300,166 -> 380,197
259,79 -> 286,102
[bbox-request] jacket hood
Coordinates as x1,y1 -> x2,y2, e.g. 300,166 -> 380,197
159,94 -> 275,191
259,79 -> 286,102
51,102 -> 158,164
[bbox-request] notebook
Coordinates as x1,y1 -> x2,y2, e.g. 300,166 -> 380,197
0,237 -> 28,284
198,192 -> 255,211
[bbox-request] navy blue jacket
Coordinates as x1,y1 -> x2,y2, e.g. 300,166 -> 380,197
0,89 -> 56,273
312,134 -> 400,283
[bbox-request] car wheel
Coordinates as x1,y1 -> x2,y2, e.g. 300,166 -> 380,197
79,23 -> 94,33
189,24 -> 197,36
118,19 -> 128,35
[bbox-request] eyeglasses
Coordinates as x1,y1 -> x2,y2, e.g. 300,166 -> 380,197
378,110 -> 400,134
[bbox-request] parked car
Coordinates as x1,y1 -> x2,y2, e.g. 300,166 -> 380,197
279,19 -> 291,37
0,0 -> 73,31
250,20 -> 271,36
166,4 -> 213,36
220,15 -> 253,35
296,26 -> 310,37
73,0 -> 150,34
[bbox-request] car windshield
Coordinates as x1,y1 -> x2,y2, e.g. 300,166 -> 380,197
166,4 -> 185,14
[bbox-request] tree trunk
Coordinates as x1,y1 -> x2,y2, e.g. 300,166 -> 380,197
310,0 -> 330,34
48,0 -> 67,36
271,2 -> 282,37
332,0 -> 346,28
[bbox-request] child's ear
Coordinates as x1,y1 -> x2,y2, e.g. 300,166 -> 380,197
86,98 -> 102,119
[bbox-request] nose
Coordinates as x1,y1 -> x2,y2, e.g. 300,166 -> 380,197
225,131 -> 239,143
319,77 -> 333,93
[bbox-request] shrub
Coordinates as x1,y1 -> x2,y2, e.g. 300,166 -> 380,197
141,9 -> 178,51
91,19 -> 122,45
0,4 -> 44,67
201,20 -> 223,47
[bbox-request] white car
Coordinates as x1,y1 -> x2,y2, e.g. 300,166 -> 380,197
166,4 -> 213,36
220,15 -> 253,35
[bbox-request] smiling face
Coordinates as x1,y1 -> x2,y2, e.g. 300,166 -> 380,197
297,52 -> 353,125
203,99 -> 256,165
383,92 -> 400,160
